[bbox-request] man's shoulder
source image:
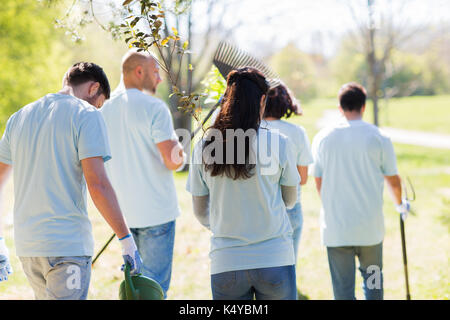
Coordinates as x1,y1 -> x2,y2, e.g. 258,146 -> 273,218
313,126 -> 335,142
19,94 -> 95,117
48,93 -> 96,112
109,89 -> 168,112
129,89 -> 167,107
278,120 -> 307,136
360,122 -> 393,143
67,97 -> 99,118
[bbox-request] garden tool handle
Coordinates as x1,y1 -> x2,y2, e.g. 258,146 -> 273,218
124,262 -> 138,300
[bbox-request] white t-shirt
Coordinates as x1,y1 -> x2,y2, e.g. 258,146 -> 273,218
100,88 -> 180,228
0,94 -> 111,257
312,119 -> 398,247
261,119 -> 313,202
186,128 -> 299,274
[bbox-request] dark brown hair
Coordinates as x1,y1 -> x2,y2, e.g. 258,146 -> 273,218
203,67 -> 269,180
338,82 -> 367,112
64,62 -> 111,99
264,83 -> 300,119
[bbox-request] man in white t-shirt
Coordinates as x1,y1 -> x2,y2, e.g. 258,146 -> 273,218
0,62 -> 142,299
100,51 -> 185,298
311,82 -> 410,300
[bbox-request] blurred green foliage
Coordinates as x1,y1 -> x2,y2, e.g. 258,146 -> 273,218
331,35 -> 450,98
269,30 -> 450,104
0,0 -> 71,131
200,66 -> 226,106
270,43 -> 321,102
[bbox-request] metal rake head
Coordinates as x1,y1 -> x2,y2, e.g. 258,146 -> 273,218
213,41 -> 281,89
403,176 -> 416,202
402,176 -> 417,216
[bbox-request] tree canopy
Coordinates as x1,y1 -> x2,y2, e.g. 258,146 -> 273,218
0,0 -> 71,130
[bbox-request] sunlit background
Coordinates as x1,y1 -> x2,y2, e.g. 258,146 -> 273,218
0,0 -> 449,300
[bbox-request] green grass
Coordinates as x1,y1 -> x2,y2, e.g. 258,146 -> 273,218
378,95 -> 450,134
285,95 -> 450,136
0,95 -> 449,300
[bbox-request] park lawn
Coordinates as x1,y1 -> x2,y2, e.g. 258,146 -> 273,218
194,94 -> 450,138
0,95 -> 449,300
375,95 -> 450,135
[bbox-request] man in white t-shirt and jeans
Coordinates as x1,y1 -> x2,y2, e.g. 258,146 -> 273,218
100,51 -> 185,298
311,82 -> 410,300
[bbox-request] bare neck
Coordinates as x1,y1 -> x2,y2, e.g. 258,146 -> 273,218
123,77 -> 143,91
58,85 -> 75,96
343,112 -> 363,121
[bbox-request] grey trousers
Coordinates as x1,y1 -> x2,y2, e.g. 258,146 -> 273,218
20,256 -> 92,300
326,242 -> 383,300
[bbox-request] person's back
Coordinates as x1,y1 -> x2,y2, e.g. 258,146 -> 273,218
4,94 -> 108,256
187,67 -> 299,300
0,62 -> 143,299
313,119 -> 396,245
99,51 -> 185,298
261,119 -> 311,201
189,128 -> 297,275
101,89 -> 180,227
312,82 -> 409,300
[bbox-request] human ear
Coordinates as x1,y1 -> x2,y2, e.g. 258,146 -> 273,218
135,65 -> 144,79
89,82 -> 100,97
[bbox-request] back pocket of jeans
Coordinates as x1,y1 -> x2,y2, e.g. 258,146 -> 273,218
211,271 -> 237,291
256,266 -> 288,287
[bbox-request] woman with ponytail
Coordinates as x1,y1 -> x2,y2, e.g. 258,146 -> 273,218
186,67 -> 299,300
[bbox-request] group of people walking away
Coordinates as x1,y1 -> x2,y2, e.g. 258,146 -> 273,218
0,50 -> 410,300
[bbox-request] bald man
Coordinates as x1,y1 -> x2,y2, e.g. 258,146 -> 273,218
100,51 -> 185,298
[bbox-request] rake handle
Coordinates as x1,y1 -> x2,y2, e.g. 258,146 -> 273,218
190,101 -> 221,140
400,216 -> 411,300
92,233 -> 116,267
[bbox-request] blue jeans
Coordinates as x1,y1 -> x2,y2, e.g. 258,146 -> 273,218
130,220 -> 176,299
287,202 -> 303,263
211,265 -> 297,300
327,242 -> 383,300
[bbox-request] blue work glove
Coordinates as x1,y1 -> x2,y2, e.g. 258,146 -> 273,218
0,237 -> 13,282
118,234 -> 143,276
395,199 -> 410,221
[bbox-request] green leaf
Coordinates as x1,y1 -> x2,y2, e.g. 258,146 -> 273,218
123,0 -> 133,6
130,17 -> 140,27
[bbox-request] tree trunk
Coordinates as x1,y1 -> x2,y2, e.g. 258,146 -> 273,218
367,0 -> 379,127
371,92 -> 379,127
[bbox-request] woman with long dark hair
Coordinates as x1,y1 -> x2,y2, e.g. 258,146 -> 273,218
261,83 -> 313,265
186,67 -> 300,300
